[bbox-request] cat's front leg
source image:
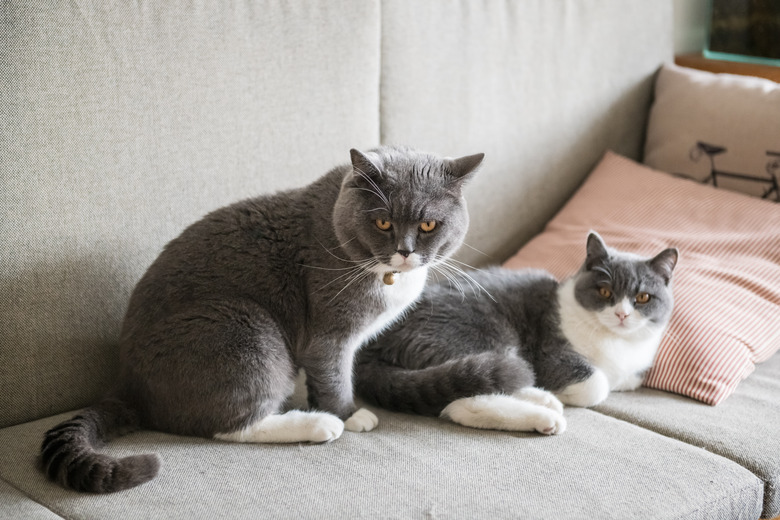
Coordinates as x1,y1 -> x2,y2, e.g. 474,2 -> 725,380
301,339 -> 378,433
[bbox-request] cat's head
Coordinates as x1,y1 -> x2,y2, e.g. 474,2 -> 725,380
333,145 -> 483,274
572,232 -> 678,336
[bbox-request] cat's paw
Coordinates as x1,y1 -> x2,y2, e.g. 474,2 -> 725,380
344,408 -> 379,433
441,395 -> 566,435
306,413 -> 345,443
532,409 -> 567,436
555,368 -> 610,407
513,387 -> 565,415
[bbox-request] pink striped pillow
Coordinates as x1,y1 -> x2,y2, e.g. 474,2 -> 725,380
503,151 -> 780,405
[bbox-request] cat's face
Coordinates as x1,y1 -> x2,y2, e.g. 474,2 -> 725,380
333,146 -> 483,274
573,233 -> 678,337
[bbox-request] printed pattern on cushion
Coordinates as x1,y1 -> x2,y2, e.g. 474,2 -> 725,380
644,63 -> 780,202
504,151 -> 780,405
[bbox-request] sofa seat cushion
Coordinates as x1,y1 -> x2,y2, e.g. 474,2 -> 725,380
596,352 -> 780,518
0,405 -> 763,519
0,479 -> 60,519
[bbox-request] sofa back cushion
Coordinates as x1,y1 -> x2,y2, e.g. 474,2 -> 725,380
380,0 -> 673,265
0,1 -> 381,427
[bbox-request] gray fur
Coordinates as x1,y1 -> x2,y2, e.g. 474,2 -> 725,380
40,145 -> 483,493
355,233 -> 678,416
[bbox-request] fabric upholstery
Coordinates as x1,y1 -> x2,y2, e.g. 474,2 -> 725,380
597,351 -> 780,519
0,0 -> 381,428
503,152 -> 780,405
380,0 -> 674,266
0,400 -> 763,520
644,63 -> 780,201
0,480 -> 60,519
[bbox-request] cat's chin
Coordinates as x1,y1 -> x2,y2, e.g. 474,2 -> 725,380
600,319 -> 652,338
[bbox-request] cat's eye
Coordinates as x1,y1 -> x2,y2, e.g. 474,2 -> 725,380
375,219 -> 392,231
598,287 -> 612,299
635,292 -> 651,304
420,220 -> 437,233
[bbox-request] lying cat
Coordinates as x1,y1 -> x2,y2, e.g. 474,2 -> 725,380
355,232 -> 678,435
40,145 -> 484,493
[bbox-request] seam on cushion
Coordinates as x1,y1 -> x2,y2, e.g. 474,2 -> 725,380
0,475 -> 66,519
670,480 -> 763,520
592,407 -> 773,517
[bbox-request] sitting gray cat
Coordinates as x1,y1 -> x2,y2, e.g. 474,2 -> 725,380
355,232 -> 678,435
40,145 -> 484,493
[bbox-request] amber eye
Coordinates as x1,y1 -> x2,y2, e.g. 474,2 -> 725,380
636,292 -> 651,304
598,287 -> 612,299
420,220 -> 437,233
375,219 -> 392,231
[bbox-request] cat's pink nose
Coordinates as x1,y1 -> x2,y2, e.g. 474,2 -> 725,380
615,311 -> 630,322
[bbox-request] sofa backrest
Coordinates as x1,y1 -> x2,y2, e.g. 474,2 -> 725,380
0,0 -> 672,428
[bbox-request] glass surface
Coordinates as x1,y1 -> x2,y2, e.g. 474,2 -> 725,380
705,0 -> 780,66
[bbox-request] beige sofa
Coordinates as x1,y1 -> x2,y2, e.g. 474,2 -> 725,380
2,1 -> 778,518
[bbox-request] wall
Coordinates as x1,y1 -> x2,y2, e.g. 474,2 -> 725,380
674,0 -> 709,53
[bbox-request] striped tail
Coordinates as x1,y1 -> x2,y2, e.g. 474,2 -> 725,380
39,398 -> 160,493
355,351 -> 534,416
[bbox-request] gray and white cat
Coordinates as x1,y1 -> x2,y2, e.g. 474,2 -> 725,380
40,145 -> 484,493
355,233 -> 678,435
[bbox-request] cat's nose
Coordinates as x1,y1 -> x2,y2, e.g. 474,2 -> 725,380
615,311 -> 630,321
396,249 -> 413,258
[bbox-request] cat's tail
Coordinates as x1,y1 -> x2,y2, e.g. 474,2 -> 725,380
39,397 -> 160,493
355,351 -> 534,416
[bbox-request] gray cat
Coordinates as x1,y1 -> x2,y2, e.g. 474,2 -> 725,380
40,145 -> 484,493
355,233 -> 678,435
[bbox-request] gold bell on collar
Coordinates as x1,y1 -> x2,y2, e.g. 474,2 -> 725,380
382,271 -> 399,285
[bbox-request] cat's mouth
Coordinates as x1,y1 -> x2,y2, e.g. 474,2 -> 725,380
387,252 -> 423,272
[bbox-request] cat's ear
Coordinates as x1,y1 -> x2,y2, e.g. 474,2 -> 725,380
350,149 -> 382,182
585,231 -> 609,270
445,153 -> 484,187
648,248 -> 679,285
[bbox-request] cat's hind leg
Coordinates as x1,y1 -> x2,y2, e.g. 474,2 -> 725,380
441,395 -> 566,435
214,410 -> 344,444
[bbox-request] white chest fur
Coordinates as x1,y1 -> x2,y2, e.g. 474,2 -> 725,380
557,279 -> 663,391
356,267 -> 429,347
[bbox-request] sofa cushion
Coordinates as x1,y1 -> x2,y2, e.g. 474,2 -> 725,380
503,152 -> 780,405
0,0 -> 381,428
0,402 -> 763,519
596,351 -> 780,519
644,63 -> 780,201
380,0 -> 673,267
0,480 -> 60,520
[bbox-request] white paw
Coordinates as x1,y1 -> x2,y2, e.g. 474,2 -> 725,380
513,387 -> 565,415
344,408 -> 378,433
441,395 -> 566,435
306,413 -> 345,443
531,408 -> 567,435
555,368 -> 610,407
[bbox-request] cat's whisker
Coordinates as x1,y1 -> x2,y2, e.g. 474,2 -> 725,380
440,263 -> 479,299
437,258 -> 497,303
460,241 -> 494,260
328,263 -> 378,304
353,168 -> 391,209
430,264 -> 467,300
300,263 -> 370,272
315,260 -> 378,293
433,258 -> 480,300
355,167 -> 391,206
314,236 -> 370,264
